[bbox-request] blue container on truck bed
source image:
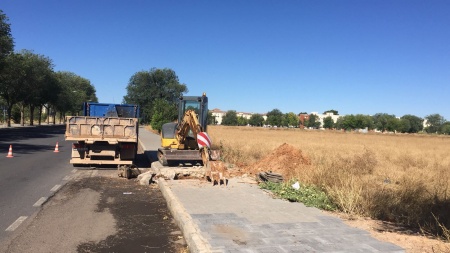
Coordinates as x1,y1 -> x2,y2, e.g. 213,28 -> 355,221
83,103 -> 139,118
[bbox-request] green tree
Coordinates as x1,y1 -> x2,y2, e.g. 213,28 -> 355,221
400,114 -> 423,133
150,98 -> 177,132
386,116 -> 401,132
13,50 -> 57,125
0,10 -> 14,70
323,116 -> 334,129
399,118 -> 411,133
266,109 -> 283,127
305,114 -> 321,129
337,115 -> 355,130
207,111 -> 216,125
221,110 -> 238,126
425,114 -> 445,134
0,53 -> 24,126
123,68 -> 188,124
373,113 -> 398,132
54,71 -> 98,122
237,116 -> 248,126
354,114 -> 373,129
283,112 -> 299,127
249,113 -> 264,126
0,11 -> 14,126
441,122 -> 450,135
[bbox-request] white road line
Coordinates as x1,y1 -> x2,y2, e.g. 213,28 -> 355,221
71,169 -> 77,173
63,175 -> 71,181
5,216 -> 27,231
33,197 -> 48,207
50,184 -> 61,192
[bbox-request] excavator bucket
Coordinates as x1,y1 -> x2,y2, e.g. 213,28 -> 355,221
202,147 -> 227,186
205,160 -> 228,186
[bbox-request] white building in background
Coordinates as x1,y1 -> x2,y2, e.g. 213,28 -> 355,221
310,112 -> 341,126
210,108 -> 226,124
210,108 -> 267,125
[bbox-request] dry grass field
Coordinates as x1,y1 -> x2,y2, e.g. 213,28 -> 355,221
208,125 -> 450,243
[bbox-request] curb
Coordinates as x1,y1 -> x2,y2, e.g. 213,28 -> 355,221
158,178 -> 212,253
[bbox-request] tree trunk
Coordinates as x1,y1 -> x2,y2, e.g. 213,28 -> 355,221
20,104 -> 25,126
38,105 -> 43,125
46,105 -> 50,124
29,105 -> 35,126
7,106 -> 12,127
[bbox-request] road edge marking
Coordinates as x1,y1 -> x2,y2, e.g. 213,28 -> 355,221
50,184 -> 61,192
5,216 -> 28,231
33,197 -> 48,207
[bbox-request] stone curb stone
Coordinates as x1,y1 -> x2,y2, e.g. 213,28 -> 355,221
158,178 -> 212,253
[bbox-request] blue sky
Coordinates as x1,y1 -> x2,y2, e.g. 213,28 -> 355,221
2,0 -> 449,120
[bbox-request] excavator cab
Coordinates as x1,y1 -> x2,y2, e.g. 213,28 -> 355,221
158,93 -> 209,166
178,94 -> 208,132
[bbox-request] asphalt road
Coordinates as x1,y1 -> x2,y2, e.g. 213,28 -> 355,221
0,125 -> 74,242
2,170 -> 187,253
0,125 -> 187,252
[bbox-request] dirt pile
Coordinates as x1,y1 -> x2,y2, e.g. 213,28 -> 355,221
243,143 -> 311,179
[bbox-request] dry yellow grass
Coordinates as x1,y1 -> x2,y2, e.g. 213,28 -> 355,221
208,125 -> 450,237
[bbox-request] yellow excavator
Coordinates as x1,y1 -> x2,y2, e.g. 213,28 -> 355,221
158,93 -> 214,167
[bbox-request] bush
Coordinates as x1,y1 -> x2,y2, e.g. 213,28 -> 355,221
150,99 -> 177,133
259,180 -> 336,211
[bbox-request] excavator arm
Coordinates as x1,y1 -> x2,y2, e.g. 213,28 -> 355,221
175,110 -> 203,149
174,110 -> 210,167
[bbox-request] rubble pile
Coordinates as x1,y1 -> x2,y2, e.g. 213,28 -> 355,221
245,143 -> 311,180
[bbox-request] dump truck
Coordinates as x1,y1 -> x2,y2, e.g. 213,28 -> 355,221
65,102 -> 139,178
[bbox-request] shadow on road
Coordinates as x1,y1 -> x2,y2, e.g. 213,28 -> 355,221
0,143 -> 57,155
0,125 -> 65,143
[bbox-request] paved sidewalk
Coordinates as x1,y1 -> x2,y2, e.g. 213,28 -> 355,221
138,126 -> 404,253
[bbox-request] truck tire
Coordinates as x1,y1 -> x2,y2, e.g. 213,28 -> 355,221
124,168 -> 131,179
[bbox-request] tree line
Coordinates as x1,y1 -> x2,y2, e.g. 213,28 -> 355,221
0,10 -> 97,127
217,109 -> 450,135
121,65 -> 450,135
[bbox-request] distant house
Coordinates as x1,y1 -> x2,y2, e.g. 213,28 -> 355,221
298,113 -> 309,128
210,108 -> 226,125
299,112 -> 341,128
237,111 -> 252,120
210,108 -> 267,125
311,112 -> 341,127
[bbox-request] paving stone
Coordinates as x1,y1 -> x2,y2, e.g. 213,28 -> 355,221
165,178 -> 405,253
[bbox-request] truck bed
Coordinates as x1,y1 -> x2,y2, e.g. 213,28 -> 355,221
65,116 -> 138,144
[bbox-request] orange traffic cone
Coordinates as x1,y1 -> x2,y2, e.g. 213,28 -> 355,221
54,142 -> 59,153
6,145 -> 13,158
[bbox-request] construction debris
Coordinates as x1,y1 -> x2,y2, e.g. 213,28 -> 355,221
245,143 -> 311,180
206,161 -> 228,186
258,172 -> 284,183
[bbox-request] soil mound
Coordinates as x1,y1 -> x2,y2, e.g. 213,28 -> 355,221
245,143 -> 311,178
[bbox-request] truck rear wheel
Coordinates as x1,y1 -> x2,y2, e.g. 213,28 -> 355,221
124,168 -> 131,179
